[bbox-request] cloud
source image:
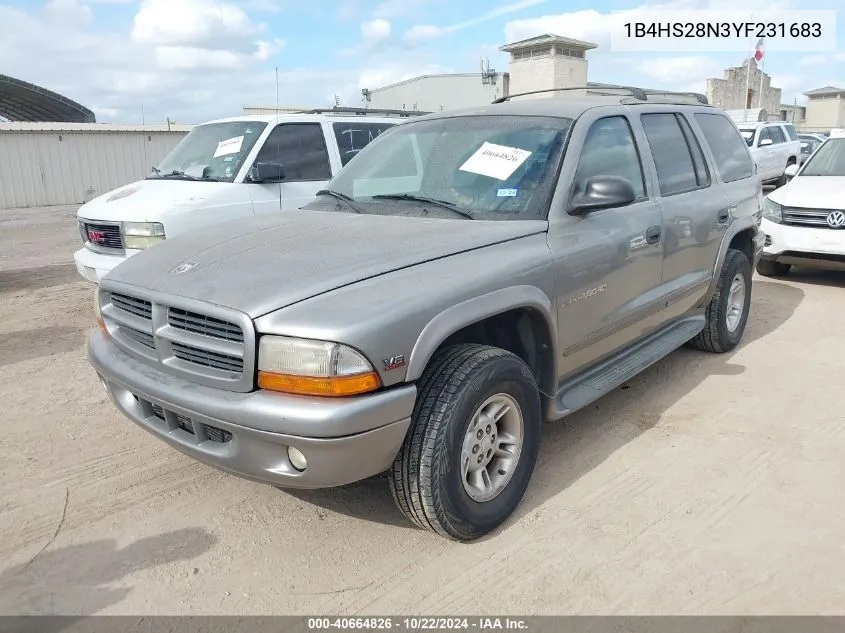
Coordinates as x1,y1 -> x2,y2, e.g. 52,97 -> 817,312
362,18 -> 391,41
43,0 -> 92,27
373,0 -> 444,19
132,0 -> 263,51
404,0 -> 549,46
340,18 -> 393,56
800,55 -> 827,67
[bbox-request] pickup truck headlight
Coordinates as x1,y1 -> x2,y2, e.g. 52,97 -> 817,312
257,335 -> 381,397
123,222 -> 165,250
762,198 -> 782,223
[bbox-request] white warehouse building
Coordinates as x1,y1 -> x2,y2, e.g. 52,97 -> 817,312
360,34 -> 600,112
0,122 -> 191,209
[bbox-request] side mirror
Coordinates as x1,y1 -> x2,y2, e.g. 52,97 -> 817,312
758,138 -> 773,147
249,162 -> 285,183
784,163 -> 799,178
569,175 -> 636,215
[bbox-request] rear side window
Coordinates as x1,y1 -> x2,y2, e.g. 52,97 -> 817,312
640,113 -> 703,196
783,124 -> 798,141
769,125 -> 786,144
694,113 -> 754,183
332,122 -> 396,166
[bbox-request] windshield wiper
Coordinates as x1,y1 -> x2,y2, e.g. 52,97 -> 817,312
370,194 -> 474,219
316,189 -> 365,214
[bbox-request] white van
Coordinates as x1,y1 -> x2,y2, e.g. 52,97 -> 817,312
74,108 -> 419,282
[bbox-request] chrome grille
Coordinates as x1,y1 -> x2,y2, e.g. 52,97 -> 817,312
781,207 -> 841,229
100,287 -> 254,392
111,294 -> 152,320
171,342 -> 244,373
168,307 -> 244,343
82,221 -> 123,250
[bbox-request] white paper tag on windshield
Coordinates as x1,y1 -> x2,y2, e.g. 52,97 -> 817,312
213,135 -> 244,158
458,142 -> 532,181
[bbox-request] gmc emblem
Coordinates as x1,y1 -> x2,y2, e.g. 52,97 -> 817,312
87,229 -> 105,243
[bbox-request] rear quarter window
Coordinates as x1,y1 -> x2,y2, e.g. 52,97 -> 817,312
783,124 -> 798,141
694,113 -> 754,183
333,122 -> 396,166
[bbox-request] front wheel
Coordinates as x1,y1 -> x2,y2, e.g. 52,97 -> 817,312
388,344 -> 542,541
688,248 -> 752,353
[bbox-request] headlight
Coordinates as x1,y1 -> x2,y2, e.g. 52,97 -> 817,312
762,198 -> 782,223
257,335 -> 381,397
123,222 -> 165,250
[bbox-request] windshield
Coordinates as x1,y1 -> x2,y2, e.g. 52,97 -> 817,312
150,121 -> 268,182
314,115 -> 572,220
739,129 -> 754,147
798,138 -> 845,176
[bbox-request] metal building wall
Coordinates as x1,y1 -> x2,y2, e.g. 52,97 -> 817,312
0,127 -> 189,209
366,74 -> 507,113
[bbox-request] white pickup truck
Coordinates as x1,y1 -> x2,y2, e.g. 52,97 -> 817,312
737,120 -> 801,188
74,108 -> 420,283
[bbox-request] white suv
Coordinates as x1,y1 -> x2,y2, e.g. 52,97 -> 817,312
737,121 -> 801,187
757,134 -> 845,276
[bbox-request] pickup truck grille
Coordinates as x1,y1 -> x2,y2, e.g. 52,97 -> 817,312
81,220 -> 124,250
781,207 -> 842,229
100,288 -> 255,392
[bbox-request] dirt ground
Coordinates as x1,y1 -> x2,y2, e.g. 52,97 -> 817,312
1,204 -> 844,616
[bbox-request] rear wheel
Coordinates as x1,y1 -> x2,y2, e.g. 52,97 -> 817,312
756,259 -> 791,277
388,344 -> 541,541
775,159 -> 796,188
688,248 -> 752,353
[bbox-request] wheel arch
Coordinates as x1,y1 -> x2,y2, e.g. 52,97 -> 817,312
405,286 -> 557,397
699,217 -> 759,308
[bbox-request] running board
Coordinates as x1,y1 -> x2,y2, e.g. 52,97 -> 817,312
553,315 -> 705,418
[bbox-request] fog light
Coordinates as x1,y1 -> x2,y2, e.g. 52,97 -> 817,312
287,446 -> 307,471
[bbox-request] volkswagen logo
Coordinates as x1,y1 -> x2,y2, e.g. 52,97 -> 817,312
171,260 -> 199,274
827,211 -> 845,229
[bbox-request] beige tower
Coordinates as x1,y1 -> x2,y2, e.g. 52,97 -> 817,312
500,34 -> 597,98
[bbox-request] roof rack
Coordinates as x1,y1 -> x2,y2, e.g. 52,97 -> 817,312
491,86 -> 710,106
302,107 -> 431,117
492,86 -> 648,103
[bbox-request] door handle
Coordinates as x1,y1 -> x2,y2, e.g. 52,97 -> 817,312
645,226 -> 661,244
717,209 -> 730,224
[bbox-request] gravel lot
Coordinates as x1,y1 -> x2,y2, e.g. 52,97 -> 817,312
1,204 -> 844,616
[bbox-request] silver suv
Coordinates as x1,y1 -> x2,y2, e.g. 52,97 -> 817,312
87,86 -> 765,541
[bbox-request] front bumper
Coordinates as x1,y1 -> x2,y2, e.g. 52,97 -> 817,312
759,218 -> 845,270
87,330 -> 415,489
73,247 -> 130,283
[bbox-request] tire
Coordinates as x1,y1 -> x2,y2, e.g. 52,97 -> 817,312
388,344 -> 542,541
688,248 -> 752,354
756,259 -> 791,277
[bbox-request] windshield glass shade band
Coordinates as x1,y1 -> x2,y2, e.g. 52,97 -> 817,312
152,121 -> 269,183
323,115 -> 573,220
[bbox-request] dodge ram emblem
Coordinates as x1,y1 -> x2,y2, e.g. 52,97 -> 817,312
826,211 -> 845,229
172,260 -> 199,274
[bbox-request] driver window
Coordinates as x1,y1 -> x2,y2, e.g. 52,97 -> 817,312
254,123 -> 331,181
757,127 -> 773,146
573,116 -> 646,200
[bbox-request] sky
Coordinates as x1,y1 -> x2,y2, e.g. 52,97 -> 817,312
0,0 -> 843,124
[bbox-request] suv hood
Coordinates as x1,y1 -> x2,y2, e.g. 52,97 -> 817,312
77,179 -> 230,222
769,176 -> 845,209
105,210 -> 547,318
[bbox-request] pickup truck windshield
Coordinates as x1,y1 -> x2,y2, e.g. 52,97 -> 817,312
798,138 -> 845,176
150,121 -> 268,183
321,115 -> 572,220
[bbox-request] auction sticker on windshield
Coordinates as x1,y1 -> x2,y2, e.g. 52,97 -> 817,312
459,142 -> 532,180
214,135 -> 245,158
